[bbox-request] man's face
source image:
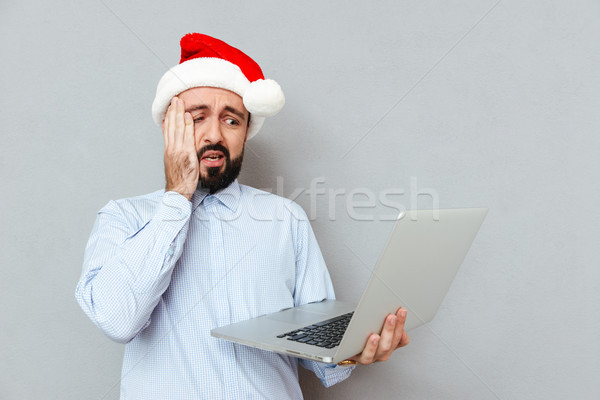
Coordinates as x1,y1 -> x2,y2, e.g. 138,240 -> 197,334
178,87 -> 249,193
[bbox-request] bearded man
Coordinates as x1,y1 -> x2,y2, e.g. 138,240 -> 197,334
76,33 -> 409,399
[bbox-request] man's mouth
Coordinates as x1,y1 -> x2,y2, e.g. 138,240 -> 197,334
201,150 -> 226,168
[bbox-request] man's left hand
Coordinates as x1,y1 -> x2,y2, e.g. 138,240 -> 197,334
346,307 -> 410,365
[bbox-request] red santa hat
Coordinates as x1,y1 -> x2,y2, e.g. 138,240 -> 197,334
152,33 -> 285,140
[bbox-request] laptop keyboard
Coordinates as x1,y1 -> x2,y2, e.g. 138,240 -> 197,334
276,312 -> 354,349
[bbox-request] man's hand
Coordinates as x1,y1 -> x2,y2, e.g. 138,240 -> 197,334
346,307 -> 410,365
163,97 -> 198,200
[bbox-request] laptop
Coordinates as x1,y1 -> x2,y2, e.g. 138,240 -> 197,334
211,207 -> 488,364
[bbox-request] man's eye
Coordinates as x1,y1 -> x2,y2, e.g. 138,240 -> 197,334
225,118 -> 239,126
193,116 -> 204,123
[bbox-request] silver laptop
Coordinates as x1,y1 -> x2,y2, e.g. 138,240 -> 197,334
211,208 -> 487,364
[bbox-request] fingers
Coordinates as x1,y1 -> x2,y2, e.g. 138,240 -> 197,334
163,97 -> 177,149
374,314 -> 399,361
347,307 -> 410,366
174,97 -> 186,146
393,308 -> 409,348
184,111 -> 194,147
164,97 -> 190,149
348,334 -> 380,365
163,103 -> 170,148
398,330 -> 410,348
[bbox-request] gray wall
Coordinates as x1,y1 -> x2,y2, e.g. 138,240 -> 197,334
1,1 -> 598,399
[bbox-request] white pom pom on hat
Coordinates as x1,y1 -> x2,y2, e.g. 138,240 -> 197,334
152,33 -> 285,140
244,79 -> 285,117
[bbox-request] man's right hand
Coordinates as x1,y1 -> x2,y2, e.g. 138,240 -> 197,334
163,97 -> 198,201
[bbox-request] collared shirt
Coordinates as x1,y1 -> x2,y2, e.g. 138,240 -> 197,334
75,180 -> 353,399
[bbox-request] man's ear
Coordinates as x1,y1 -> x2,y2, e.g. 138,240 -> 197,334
244,113 -> 251,145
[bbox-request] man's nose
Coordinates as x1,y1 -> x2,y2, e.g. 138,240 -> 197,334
202,117 -> 224,144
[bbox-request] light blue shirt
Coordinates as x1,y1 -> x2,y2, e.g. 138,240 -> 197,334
75,180 -> 353,399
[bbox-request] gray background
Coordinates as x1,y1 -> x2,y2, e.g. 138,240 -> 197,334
1,0 -> 599,399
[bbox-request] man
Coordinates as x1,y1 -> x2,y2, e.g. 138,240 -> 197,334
76,33 -> 409,399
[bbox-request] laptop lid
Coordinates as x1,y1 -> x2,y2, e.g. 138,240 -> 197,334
334,207 -> 488,361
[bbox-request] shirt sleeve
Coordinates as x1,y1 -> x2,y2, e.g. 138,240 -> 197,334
75,191 -> 191,343
290,203 -> 356,386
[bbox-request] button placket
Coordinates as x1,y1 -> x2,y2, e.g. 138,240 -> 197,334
205,198 -> 230,323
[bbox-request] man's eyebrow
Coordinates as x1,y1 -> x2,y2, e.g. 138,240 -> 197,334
224,106 -> 247,122
185,104 -> 209,113
185,104 -> 247,122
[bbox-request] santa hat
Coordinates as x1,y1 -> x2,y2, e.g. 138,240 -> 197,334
152,33 -> 285,140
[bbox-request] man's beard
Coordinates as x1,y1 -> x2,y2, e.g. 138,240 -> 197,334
197,144 -> 244,194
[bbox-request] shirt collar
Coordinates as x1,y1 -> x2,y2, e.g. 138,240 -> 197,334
213,179 -> 241,211
192,179 -> 241,212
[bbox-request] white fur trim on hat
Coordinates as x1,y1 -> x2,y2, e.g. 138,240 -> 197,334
152,57 -> 284,140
